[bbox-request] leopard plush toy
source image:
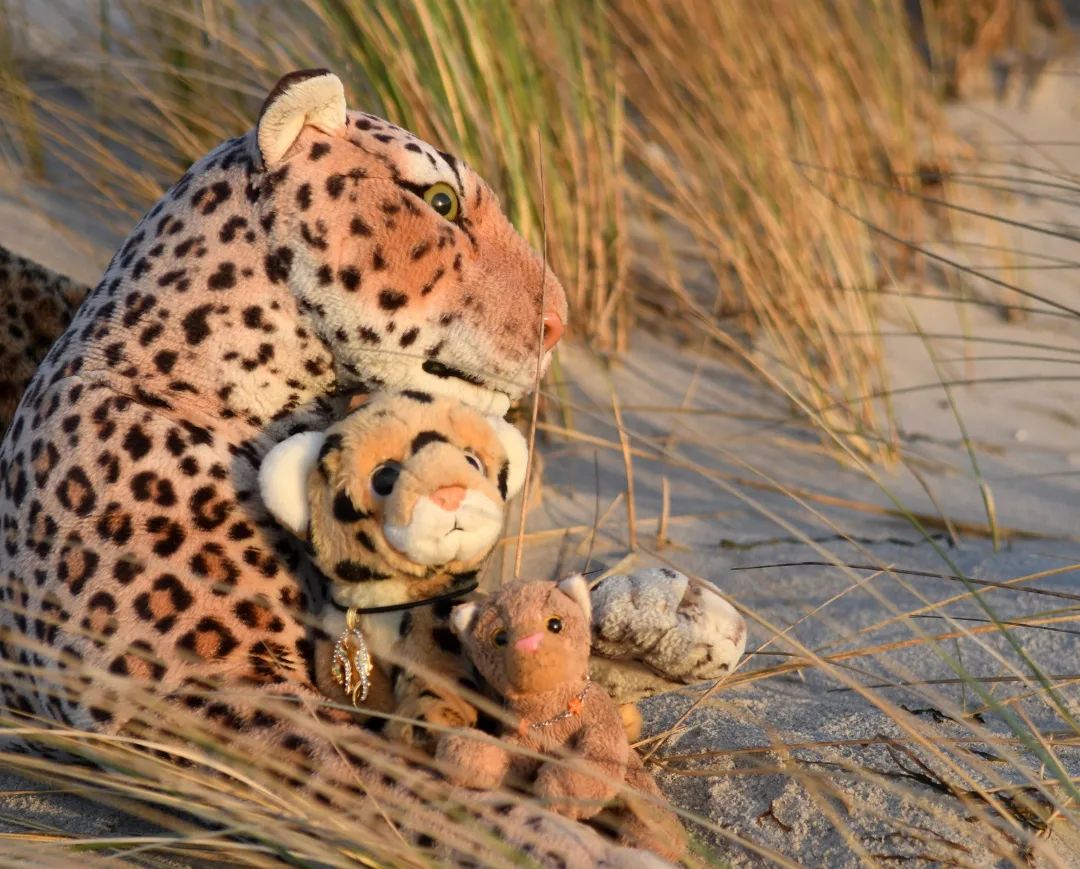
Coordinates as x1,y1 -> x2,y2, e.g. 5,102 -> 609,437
0,67 -> 739,864
258,390 -> 528,746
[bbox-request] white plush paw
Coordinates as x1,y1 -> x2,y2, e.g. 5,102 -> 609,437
590,567 -> 745,682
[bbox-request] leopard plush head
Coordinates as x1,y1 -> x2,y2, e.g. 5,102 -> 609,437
258,391 -> 528,608
253,70 -> 567,416
450,576 -> 592,698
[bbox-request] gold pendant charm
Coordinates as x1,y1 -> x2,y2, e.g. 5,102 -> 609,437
331,609 -> 372,706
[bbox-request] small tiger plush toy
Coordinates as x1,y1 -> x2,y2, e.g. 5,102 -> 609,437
259,390 -> 528,745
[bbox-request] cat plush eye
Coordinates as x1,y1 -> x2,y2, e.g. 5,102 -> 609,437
492,628 -> 508,647
546,617 -> 562,634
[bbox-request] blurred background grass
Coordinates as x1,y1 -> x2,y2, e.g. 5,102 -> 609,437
2,0 -> 1069,461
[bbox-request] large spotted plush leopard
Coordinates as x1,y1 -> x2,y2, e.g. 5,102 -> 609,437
0,69 -> 742,863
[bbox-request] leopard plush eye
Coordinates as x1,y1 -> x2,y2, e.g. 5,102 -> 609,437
371,462 -> 401,497
464,452 -> 484,474
546,617 -> 562,634
423,182 -> 459,221
492,628 -> 508,647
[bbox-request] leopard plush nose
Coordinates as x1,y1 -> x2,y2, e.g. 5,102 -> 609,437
514,631 -> 544,653
430,485 -> 466,511
541,311 -> 564,352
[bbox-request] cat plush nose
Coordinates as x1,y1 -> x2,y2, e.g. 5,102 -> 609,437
514,631 -> 544,653
430,485 -> 466,511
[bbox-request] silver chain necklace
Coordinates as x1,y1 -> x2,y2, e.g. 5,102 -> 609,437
516,680 -> 591,736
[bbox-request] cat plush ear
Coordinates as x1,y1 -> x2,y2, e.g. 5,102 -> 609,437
557,574 -> 591,623
485,416 -> 528,500
257,69 -> 346,166
450,601 -> 480,637
258,431 -> 326,539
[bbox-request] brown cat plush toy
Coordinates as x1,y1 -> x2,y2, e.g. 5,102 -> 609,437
439,576 -> 688,862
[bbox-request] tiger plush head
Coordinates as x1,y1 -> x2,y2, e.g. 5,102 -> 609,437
258,390 -> 527,608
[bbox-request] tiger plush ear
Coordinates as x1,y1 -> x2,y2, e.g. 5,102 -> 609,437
257,69 -> 347,166
485,416 -> 529,500
258,431 -> 327,539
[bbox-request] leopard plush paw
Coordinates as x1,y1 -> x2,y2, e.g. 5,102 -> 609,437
590,568 -> 745,682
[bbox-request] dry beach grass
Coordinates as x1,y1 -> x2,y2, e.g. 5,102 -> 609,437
0,0 -> 1079,865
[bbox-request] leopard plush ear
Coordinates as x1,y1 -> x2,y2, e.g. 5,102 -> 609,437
257,69 -> 346,166
258,431 -> 326,539
557,574 -> 591,624
485,415 -> 528,500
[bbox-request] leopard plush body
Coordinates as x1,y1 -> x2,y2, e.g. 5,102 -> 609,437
0,68 -> 743,864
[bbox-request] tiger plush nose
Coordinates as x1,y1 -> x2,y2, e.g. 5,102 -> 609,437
430,485 -> 466,511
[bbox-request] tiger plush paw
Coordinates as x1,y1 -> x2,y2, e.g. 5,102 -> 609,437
388,685 -> 478,750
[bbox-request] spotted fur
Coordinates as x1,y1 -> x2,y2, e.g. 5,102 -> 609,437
0,71 -> 580,850
0,246 -> 90,436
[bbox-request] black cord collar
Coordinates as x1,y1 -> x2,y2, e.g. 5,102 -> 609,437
334,579 -> 478,615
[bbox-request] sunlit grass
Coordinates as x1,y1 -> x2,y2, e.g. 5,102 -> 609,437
0,0 -> 1019,458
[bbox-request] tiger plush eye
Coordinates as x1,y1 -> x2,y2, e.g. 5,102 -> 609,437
492,628 -> 508,647
546,617 -> 562,634
423,182 -> 459,220
464,452 -> 484,474
371,462 -> 401,497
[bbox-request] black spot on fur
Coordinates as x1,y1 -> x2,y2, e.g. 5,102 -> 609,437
264,247 -> 293,284
379,289 -> 407,311
334,561 -> 389,583
354,528 -> 376,552
339,266 -> 361,292
410,430 -> 447,455
122,424 -> 152,461
332,491 -> 368,522
176,617 -> 240,661
326,174 -> 346,199
181,304 -> 214,345
207,261 -> 237,291
497,462 -> 509,499
154,350 -> 178,374
219,216 -> 248,243
433,626 -> 461,655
